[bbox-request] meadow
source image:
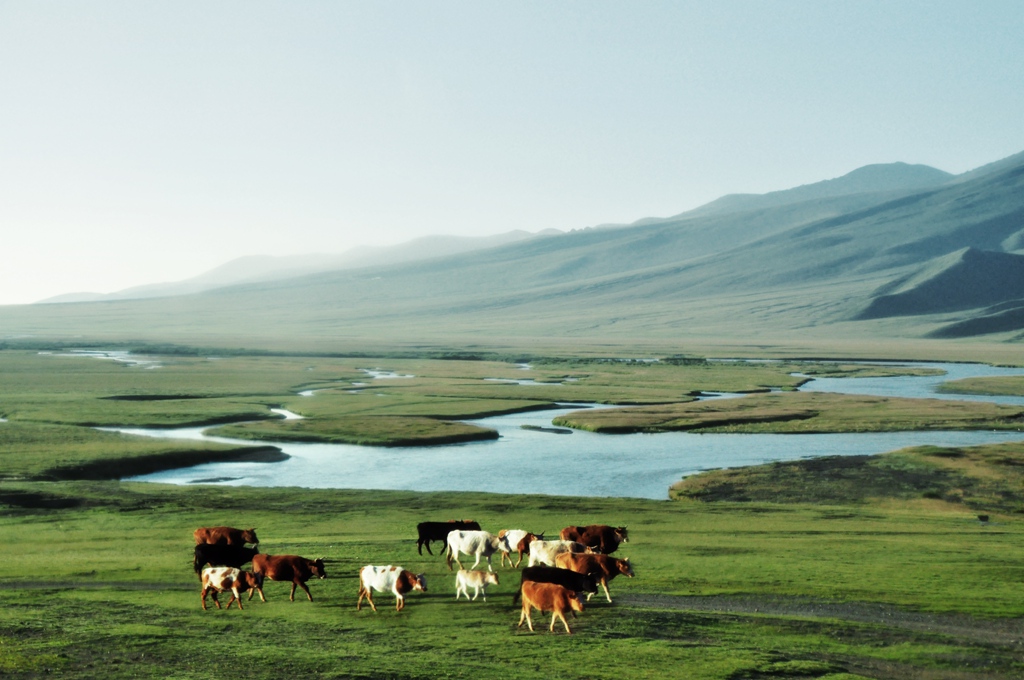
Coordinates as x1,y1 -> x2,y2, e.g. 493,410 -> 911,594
2,348 -> 1024,679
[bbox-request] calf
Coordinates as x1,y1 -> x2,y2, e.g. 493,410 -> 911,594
193,526 -> 259,546
526,539 -> 595,567
445,530 -> 503,572
455,569 -> 499,601
556,553 -> 634,603
512,565 -> 598,605
200,566 -> 264,610
497,529 -> 543,568
357,565 -> 427,612
416,519 -> 481,555
251,554 -> 326,602
518,581 -> 584,634
560,524 -> 628,554
193,543 -> 259,578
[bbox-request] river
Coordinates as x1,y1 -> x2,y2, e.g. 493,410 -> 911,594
123,362 -> 1024,499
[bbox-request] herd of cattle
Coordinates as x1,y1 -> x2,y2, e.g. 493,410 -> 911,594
193,519 -> 633,634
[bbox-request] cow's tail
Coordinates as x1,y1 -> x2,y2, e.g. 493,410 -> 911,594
445,542 -> 453,571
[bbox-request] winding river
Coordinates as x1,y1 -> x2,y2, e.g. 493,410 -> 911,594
123,362 -> 1024,499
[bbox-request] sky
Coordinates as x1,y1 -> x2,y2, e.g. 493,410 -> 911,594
2,1 -> 1023,305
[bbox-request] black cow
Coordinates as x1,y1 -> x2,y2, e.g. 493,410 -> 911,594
416,519 -> 481,555
511,565 -> 599,607
193,543 -> 259,578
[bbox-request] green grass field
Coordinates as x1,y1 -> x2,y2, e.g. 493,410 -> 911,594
2,348 -> 1024,678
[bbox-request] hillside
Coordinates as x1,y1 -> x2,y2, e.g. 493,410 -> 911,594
4,150 -> 1024,352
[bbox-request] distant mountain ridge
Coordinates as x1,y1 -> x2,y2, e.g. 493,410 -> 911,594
10,148 -> 1024,347
37,229 -> 560,304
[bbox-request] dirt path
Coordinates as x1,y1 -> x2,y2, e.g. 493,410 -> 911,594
621,593 -> 1024,647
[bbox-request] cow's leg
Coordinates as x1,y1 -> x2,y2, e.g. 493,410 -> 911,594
518,604 -> 533,631
470,553 -> 482,570
289,582 -> 297,601
201,587 -> 209,610
513,552 -> 523,568
294,580 -> 313,602
553,611 -> 572,634
602,579 -> 612,603
485,555 -> 493,572
210,590 -> 222,610
395,594 -> 404,612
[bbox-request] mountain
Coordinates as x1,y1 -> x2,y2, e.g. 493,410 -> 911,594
6,150 -> 1024,351
35,230 -> 556,304
661,162 -> 953,220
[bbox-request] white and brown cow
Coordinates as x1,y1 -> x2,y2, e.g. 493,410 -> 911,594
454,569 -> 499,601
357,565 -> 427,612
526,539 -> 595,567
445,530 -> 503,572
556,552 -> 634,603
497,529 -> 543,568
200,566 -> 264,611
518,581 -> 584,634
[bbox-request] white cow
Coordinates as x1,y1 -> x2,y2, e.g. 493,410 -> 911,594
445,530 -> 503,572
526,539 -> 595,567
498,529 -> 543,568
356,565 -> 427,612
454,569 -> 499,601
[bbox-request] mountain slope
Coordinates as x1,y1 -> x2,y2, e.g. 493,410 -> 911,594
5,150 -> 1024,348
858,248 -> 1024,318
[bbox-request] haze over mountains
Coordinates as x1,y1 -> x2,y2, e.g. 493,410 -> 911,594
8,149 -> 1024,349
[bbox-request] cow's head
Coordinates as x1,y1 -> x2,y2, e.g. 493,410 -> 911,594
617,557 -> 635,578
242,528 -> 260,544
241,571 -> 265,591
569,592 -> 585,613
310,558 -> 327,579
485,572 -> 499,586
413,573 -> 427,592
615,527 -> 629,543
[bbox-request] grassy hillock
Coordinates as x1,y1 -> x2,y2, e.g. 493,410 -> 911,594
553,391 -> 1024,434
671,441 -> 1024,514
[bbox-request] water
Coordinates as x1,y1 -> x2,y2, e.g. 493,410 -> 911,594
121,361 -> 1024,499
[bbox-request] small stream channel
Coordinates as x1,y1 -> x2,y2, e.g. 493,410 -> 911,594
118,361 -> 1024,499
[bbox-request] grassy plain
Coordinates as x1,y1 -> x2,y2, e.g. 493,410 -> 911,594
3,479 -> 1024,679
3,348 -> 1024,678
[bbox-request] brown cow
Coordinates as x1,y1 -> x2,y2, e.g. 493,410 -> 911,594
518,581 -> 584,634
193,526 -> 259,546
555,552 -> 634,603
559,524 -> 628,554
200,566 -> 264,611
250,554 -> 326,602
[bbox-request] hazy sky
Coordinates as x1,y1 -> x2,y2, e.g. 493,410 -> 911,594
2,2 -> 1023,305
